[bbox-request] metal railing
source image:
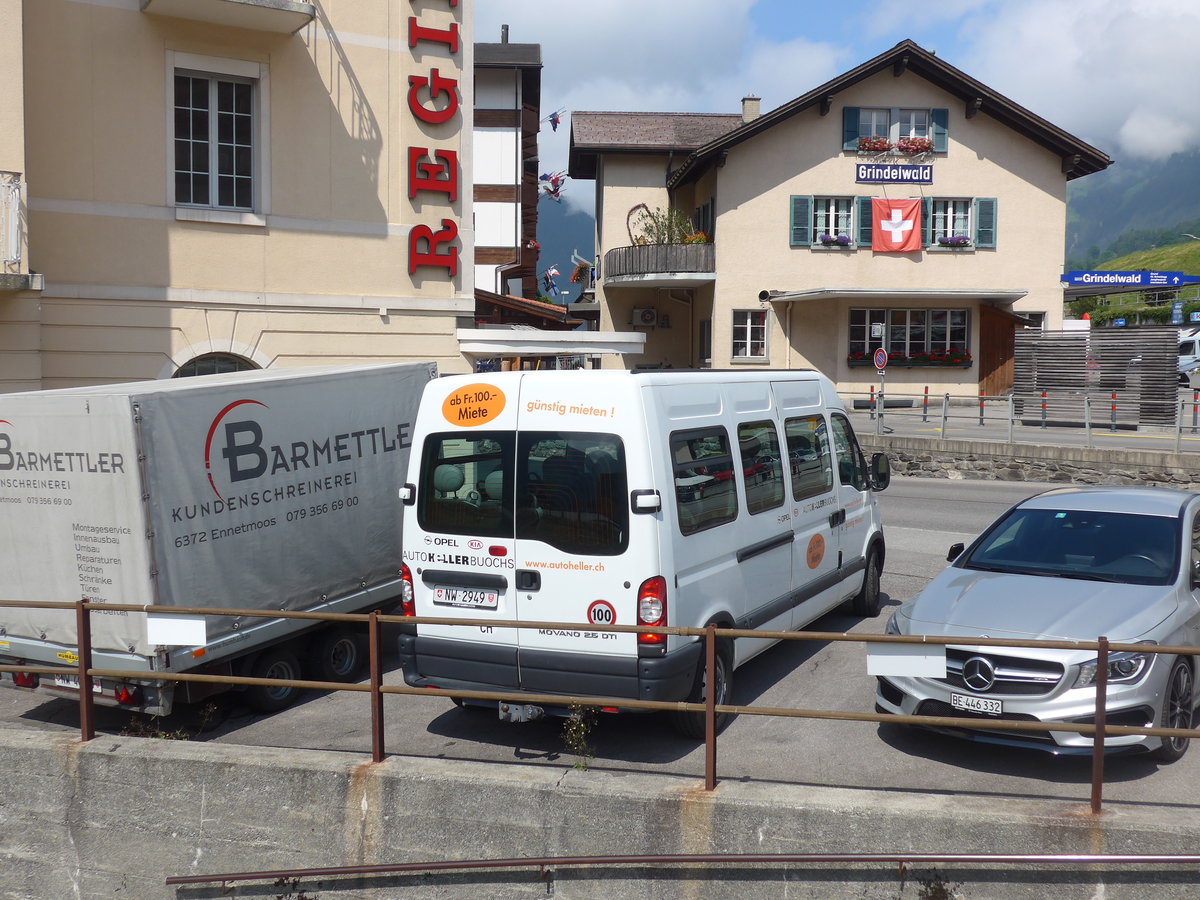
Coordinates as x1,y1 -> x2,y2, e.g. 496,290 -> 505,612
849,386 -> 1200,450
1,171 -> 23,269
5,599 -> 1199,890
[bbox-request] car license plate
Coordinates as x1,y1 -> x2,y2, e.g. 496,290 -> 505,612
53,673 -> 103,693
432,586 -> 499,609
951,692 -> 1001,715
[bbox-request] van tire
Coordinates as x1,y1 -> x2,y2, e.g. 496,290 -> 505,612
850,548 -> 882,618
669,645 -> 733,740
245,647 -> 303,713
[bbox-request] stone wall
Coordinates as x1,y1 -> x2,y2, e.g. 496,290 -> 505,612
858,434 -> 1200,492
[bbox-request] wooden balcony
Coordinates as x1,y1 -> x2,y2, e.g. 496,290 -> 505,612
602,243 -> 716,288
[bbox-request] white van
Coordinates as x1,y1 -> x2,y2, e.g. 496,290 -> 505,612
397,370 -> 889,735
1179,329 -> 1200,384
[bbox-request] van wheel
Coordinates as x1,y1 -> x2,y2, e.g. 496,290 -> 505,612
309,627 -> 365,683
850,548 -> 881,618
669,645 -> 734,740
245,647 -> 303,713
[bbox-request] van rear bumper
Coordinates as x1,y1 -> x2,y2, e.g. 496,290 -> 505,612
397,634 -> 701,703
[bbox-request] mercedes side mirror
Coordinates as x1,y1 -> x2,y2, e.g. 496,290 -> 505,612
947,542 -> 965,562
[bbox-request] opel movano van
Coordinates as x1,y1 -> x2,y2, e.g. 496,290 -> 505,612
397,370 -> 889,736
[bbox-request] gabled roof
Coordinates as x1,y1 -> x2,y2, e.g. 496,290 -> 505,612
475,289 -> 582,328
568,112 -> 743,179
667,40 -> 1110,186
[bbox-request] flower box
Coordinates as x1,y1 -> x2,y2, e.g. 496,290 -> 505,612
818,234 -> 853,247
935,235 -> 972,248
846,359 -> 973,369
856,135 -> 892,152
896,136 -> 935,155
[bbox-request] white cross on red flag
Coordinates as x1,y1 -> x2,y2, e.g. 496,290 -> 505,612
871,198 -> 922,252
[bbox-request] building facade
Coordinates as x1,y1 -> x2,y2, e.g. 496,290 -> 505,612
1,0 -> 472,392
569,41 -> 1111,395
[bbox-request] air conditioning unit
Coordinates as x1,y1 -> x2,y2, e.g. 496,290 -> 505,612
631,307 -> 658,327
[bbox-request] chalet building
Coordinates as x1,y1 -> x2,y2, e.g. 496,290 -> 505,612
568,40 -> 1111,394
0,0 -> 471,390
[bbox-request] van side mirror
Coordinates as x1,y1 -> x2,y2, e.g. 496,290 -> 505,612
947,542 -> 965,562
869,453 -> 890,491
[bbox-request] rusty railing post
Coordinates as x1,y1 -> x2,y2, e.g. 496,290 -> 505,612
1090,636 -> 1109,815
76,598 -> 95,742
704,623 -> 717,791
369,610 -> 385,763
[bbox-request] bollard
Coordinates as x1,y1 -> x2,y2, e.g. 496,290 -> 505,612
1110,392 -> 1117,433
1192,390 -> 1197,435
1084,395 -> 1093,449
940,393 -> 949,436
869,385 -> 875,420
1040,390 -> 1047,430
978,389 -> 985,427
922,385 -> 929,423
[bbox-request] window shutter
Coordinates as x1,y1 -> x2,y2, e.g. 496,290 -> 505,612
974,198 -> 997,247
931,108 -> 949,152
921,197 -> 931,247
842,107 -> 860,151
790,195 -> 813,246
856,196 -> 873,245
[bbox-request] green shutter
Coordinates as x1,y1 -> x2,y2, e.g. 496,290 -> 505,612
921,197 -> 931,247
790,195 -> 812,246
974,197 -> 997,247
842,107 -> 860,151
931,108 -> 949,152
856,196 -> 873,246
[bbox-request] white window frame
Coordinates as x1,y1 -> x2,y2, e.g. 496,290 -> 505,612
732,309 -> 768,361
858,108 -> 890,141
848,307 -> 969,357
930,198 -> 971,242
898,109 -> 929,139
812,197 -> 854,244
166,52 -> 270,226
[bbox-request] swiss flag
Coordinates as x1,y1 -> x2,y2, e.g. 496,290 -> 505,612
871,198 -> 922,252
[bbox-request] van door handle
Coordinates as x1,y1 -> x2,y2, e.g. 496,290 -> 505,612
516,569 -> 541,591
828,509 -> 846,528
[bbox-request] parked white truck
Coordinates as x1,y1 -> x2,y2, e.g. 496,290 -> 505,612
0,362 -> 434,714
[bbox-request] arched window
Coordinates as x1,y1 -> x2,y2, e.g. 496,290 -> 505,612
172,353 -> 259,378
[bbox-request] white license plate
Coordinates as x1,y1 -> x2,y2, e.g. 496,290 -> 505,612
432,586 -> 499,609
951,692 -> 1002,715
54,673 -> 103,693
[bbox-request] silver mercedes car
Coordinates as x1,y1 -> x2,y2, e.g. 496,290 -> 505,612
876,486 -> 1200,761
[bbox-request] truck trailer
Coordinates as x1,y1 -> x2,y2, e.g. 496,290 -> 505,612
0,361 -> 435,714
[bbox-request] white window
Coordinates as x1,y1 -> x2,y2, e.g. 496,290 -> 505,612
732,310 -> 767,360
858,108 -> 890,141
849,308 -> 969,360
168,53 -> 268,218
931,199 -> 971,242
898,109 -> 929,138
813,197 -> 853,243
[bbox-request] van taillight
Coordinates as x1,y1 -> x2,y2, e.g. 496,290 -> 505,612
400,563 -> 415,617
637,576 -> 667,645
12,672 -> 38,688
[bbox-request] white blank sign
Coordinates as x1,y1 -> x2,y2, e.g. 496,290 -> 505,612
146,615 -> 207,647
866,643 -> 947,678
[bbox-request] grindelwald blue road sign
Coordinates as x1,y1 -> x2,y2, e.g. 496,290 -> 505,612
1063,271 -> 1200,287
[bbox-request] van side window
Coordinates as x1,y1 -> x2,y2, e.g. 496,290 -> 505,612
830,413 -> 868,491
784,415 -> 832,501
737,420 -> 785,514
670,427 -> 738,535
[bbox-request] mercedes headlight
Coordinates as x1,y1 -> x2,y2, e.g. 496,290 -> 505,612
1073,644 -> 1155,688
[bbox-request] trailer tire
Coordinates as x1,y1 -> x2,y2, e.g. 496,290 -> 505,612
246,648 -> 302,713
309,627 -> 366,683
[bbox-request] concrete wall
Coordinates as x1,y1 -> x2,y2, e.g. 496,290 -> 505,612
7,727 -> 1200,899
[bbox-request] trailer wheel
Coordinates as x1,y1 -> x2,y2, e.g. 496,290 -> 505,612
245,648 -> 302,713
309,627 -> 366,683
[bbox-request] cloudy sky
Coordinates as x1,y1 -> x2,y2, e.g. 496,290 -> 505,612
476,0 -> 1200,215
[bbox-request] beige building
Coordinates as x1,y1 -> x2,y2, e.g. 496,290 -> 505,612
569,40 -> 1111,396
1,0 -> 473,392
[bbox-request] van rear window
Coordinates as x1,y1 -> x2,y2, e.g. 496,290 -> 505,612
417,431 -> 628,555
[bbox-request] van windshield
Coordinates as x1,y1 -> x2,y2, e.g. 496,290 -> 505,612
417,430 -> 629,555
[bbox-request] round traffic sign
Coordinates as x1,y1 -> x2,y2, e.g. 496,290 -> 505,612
587,600 -> 616,626
873,348 -> 888,369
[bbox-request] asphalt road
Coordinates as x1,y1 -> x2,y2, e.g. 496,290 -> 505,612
3,476 -> 1196,809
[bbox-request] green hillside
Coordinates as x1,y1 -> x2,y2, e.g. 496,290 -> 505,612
1070,239 -> 1200,326
1097,240 -> 1200,274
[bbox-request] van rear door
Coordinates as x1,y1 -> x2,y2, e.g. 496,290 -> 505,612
509,377 -> 641,693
